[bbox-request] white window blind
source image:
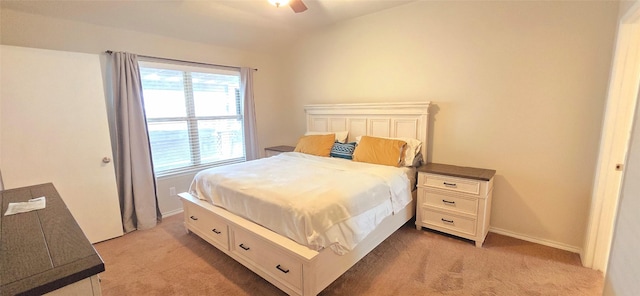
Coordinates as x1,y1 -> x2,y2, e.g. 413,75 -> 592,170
138,61 -> 245,176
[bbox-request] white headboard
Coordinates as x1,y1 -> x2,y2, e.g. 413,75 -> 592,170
305,102 -> 431,159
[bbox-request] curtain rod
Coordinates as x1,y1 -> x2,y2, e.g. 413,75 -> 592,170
105,50 -> 257,71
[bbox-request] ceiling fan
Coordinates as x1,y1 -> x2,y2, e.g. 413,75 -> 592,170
269,0 -> 308,13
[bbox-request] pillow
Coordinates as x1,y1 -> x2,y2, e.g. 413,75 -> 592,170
352,136 -> 407,167
411,152 -> 424,167
330,142 -> 357,160
305,131 -> 349,143
294,134 -> 335,157
356,135 -> 422,167
395,137 -> 422,166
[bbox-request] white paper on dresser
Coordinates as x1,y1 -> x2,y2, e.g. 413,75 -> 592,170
4,196 -> 46,216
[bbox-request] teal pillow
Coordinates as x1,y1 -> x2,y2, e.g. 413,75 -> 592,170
330,142 -> 357,160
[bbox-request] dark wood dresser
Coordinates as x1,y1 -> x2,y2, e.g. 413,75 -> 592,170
0,183 -> 104,295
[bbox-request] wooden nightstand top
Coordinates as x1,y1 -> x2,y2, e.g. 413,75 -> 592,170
418,163 -> 496,181
265,145 -> 295,153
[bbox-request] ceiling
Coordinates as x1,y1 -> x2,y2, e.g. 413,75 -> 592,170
1,0 -> 415,52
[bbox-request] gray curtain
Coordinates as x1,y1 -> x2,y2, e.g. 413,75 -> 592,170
241,67 -> 259,160
109,52 -> 160,233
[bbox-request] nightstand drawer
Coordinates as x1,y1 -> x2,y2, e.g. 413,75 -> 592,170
420,208 -> 477,236
419,173 -> 480,195
421,189 -> 478,216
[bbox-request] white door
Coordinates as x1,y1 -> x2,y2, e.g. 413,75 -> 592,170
0,45 -> 123,243
583,8 -> 640,271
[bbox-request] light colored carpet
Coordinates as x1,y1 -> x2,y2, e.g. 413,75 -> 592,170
94,214 -> 603,295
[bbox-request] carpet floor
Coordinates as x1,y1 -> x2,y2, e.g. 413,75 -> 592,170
94,214 -> 603,296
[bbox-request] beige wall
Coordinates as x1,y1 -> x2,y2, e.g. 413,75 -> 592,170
0,45 -> 2,190
0,9 -> 293,150
0,2 -> 622,251
0,9 -> 293,215
620,0 -> 639,16
285,1 -> 619,250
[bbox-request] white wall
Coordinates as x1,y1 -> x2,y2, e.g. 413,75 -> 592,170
285,1 -> 619,250
0,9 -> 293,216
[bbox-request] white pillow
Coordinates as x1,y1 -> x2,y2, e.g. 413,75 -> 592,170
305,131 -> 349,143
355,135 -> 422,166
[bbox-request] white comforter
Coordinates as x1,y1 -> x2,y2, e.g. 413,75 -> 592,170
190,152 -> 413,254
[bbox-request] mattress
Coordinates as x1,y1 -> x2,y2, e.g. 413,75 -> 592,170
189,152 -> 414,254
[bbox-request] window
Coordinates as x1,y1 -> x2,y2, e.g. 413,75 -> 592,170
139,61 -> 245,176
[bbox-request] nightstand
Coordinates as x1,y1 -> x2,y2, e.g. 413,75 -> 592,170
416,163 -> 496,247
264,145 -> 295,157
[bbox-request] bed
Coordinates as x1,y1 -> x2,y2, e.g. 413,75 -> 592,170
179,101 -> 431,296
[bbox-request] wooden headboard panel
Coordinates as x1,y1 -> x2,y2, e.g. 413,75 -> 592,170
305,102 -> 431,158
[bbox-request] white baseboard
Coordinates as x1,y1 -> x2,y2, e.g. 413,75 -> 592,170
489,227 -> 582,254
162,208 -> 184,218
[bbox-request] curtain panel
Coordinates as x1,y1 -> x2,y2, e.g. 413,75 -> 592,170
108,52 -> 161,233
241,67 -> 260,161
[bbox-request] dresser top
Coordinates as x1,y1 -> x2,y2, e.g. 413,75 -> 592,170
0,183 -> 104,295
418,163 -> 496,181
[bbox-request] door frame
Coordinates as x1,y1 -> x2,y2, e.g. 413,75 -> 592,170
583,1 -> 640,272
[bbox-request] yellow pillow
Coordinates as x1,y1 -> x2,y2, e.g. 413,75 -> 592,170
353,136 -> 407,167
294,134 -> 335,157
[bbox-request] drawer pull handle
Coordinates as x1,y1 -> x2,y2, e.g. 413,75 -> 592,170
443,182 -> 457,187
239,243 -> 250,251
212,228 -> 221,234
276,264 -> 290,274
441,218 -> 454,224
442,199 -> 456,205
190,216 -> 198,221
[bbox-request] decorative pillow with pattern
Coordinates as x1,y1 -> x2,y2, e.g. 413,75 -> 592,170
330,142 -> 357,160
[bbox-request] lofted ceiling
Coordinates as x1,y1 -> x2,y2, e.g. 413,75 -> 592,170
1,0 -> 415,52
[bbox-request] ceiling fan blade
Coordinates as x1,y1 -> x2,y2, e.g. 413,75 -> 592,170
289,0 -> 307,13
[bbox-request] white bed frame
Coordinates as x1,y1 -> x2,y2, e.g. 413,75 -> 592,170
180,101 -> 431,296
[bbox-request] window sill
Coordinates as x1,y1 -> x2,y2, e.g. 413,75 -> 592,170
155,159 -> 246,180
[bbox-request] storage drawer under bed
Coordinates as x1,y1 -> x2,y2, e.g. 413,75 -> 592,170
231,227 -> 303,292
184,202 -> 230,250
